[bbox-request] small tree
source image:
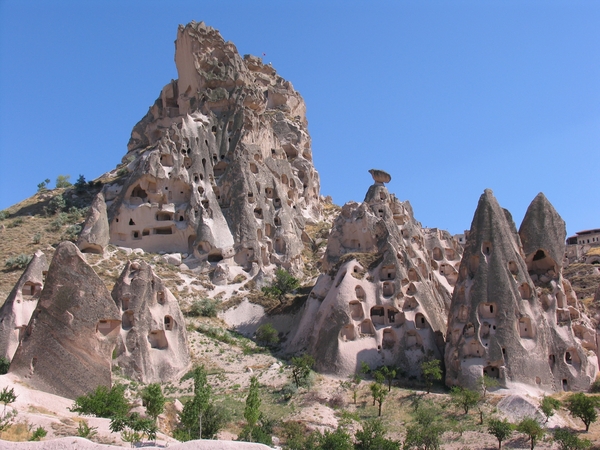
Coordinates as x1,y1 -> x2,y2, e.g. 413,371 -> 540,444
74,175 -> 87,193
0,386 -> 18,432
179,365 -> 212,439
349,373 -> 362,404
255,323 -> 279,347
37,179 -> 51,192
378,366 -> 397,392
478,374 -> 499,398
141,383 -> 165,422
403,403 -> 444,450
421,360 -> 442,394
355,418 -> 400,450
55,174 -> 72,188
540,395 -> 561,424
516,417 -> 544,450
488,418 -> 513,450
565,393 -> 599,432
262,268 -> 300,299
370,382 -> 388,417
110,412 -> 157,447
244,376 -> 262,431
0,357 -> 10,375
450,386 -> 480,414
290,354 -> 314,388
553,427 -> 592,450
70,384 -> 129,418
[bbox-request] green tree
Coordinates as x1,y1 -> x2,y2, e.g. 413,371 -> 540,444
141,383 -> 165,422
262,268 -> 300,298
487,418 -> 513,450
540,395 -> 561,424
314,426 -> 354,450
179,365 -> 212,439
291,353 -> 315,388
553,427 -> 592,450
37,179 -> 50,192
565,393 -> 600,431
478,374 -> 499,398
0,357 -> 9,375
354,418 -> 400,450
47,194 -> 66,214
0,386 -> 18,432
450,386 -> 480,414
403,403 -> 444,450
516,417 -> 544,450
245,376 -> 262,431
74,175 -> 87,193
255,323 -> 279,347
70,384 -> 129,418
110,412 -> 157,447
378,366 -> 397,392
28,426 -> 47,441
370,382 -> 388,417
76,420 -> 98,439
55,174 -> 72,188
421,360 -> 442,394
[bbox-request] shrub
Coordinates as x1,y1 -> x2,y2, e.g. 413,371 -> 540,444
488,418 -> 513,450
516,417 -> 544,450
0,210 -> 9,221
450,386 -> 481,414
70,384 -> 130,418
565,392 -> 600,431
553,427 -> 592,450
77,420 -> 98,439
0,357 -> 9,375
37,179 -> 50,192
188,298 -> 218,317
280,383 -> 298,401
48,212 -> 68,231
28,426 -> 47,441
32,233 -> 42,244
55,174 -> 72,188
589,378 -> 600,393
262,268 -> 299,298
141,383 -> 165,421
74,175 -> 87,193
291,354 -> 315,388
5,254 -> 32,271
64,224 -> 82,241
47,194 -> 67,215
255,323 -> 279,347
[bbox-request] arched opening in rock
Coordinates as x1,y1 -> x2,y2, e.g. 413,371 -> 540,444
132,230 -> 141,240
156,212 -> 173,221
274,217 -> 281,226
360,319 -> 375,336
518,283 -> 532,299
408,268 -> 419,282
508,261 -> 518,276
382,329 -> 396,349
122,311 -> 134,330
274,238 -> 285,254
406,330 -> 422,349
483,365 -> 499,379
265,224 -> 274,237
403,297 -> 418,310
340,324 -> 356,341
156,291 -> 165,305
370,306 -> 385,325
265,187 -> 274,199
273,198 -> 282,209
131,185 -> 148,200
355,286 -> 366,301
432,247 -> 444,261
96,319 -> 120,337
380,265 -> 396,281
406,283 -> 417,296
562,379 -> 568,391
526,249 -> 557,277
482,241 -> 492,256
208,250 -> 223,263
565,348 -> 580,369
349,301 -> 363,320
213,161 -> 228,177
253,208 -> 263,219
164,315 -> 174,331
382,281 -> 395,297
478,303 -> 496,319
415,313 -> 427,329
518,317 -> 534,338
22,282 -> 41,297
148,330 -> 168,349
446,248 -> 457,260
160,154 -> 174,167
155,227 -> 173,235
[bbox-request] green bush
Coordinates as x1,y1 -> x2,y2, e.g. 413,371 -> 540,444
553,427 -> 592,450
0,358 -> 9,375
262,268 -> 299,298
255,323 -> 279,347
589,379 -> 600,393
77,420 -> 98,439
70,384 -> 130,418
55,174 -> 72,188
47,194 -> 67,215
48,213 -> 68,231
64,224 -> 82,241
280,383 -> 298,401
37,179 -> 50,192
5,254 -> 32,271
0,210 -> 9,221
188,298 -> 218,317
32,233 -> 42,244
28,426 -> 47,441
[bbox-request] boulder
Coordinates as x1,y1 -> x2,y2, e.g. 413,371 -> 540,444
112,261 -> 190,383
77,192 -> 110,254
368,169 -> 391,184
0,250 -> 48,360
9,242 -> 121,399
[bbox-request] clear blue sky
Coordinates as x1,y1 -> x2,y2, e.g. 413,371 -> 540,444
1,0 -> 598,237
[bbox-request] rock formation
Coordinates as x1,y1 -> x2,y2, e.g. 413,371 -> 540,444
289,172 -> 462,377
444,190 -> 597,391
9,242 -> 121,399
105,21 -> 321,274
0,251 -> 48,360
77,191 -> 110,254
111,260 -> 190,382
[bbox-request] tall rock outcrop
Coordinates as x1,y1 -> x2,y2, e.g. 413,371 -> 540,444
77,191 -> 110,254
289,172 -> 462,377
112,261 -> 190,382
9,242 -> 121,399
445,190 -> 597,391
106,21 -> 320,273
0,251 -> 48,360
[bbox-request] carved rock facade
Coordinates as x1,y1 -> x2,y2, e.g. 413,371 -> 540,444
444,190 -> 597,392
106,22 -> 320,273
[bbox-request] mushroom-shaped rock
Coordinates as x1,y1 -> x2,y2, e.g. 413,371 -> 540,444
9,242 -> 121,399
0,250 -> 48,360
368,169 -> 391,184
112,261 -> 190,383
77,191 -> 110,254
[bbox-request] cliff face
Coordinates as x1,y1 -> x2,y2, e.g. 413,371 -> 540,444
105,21 -> 320,274
289,171 -> 463,377
445,190 -> 597,391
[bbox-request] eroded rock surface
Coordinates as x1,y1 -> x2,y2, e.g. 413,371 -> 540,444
445,190 -> 597,391
289,175 -> 462,377
112,261 -> 190,382
9,242 -> 121,399
106,21 -> 321,273
0,251 -> 48,360
77,191 -> 110,254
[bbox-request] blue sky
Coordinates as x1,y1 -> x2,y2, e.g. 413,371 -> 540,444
1,0 -> 598,237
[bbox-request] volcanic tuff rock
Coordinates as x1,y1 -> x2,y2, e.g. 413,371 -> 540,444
112,261 -> 190,383
289,173 -> 463,377
106,21 -> 320,274
444,190 -> 597,392
9,242 -> 121,399
0,251 -> 48,360
77,191 -> 110,254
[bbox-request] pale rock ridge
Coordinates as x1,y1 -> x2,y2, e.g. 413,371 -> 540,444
111,261 -> 190,382
0,251 -> 48,360
77,191 -> 110,254
9,242 -> 121,399
444,190 -> 597,392
289,173 -> 462,377
106,21 -> 320,274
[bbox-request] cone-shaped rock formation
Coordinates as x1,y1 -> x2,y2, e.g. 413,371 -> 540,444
289,173 -> 462,377
106,21 -> 320,274
112,261 -> 190,382
9,242 -> 121,399
77,191 -> 110,254
445,190 -> 597,391
0,251 -> 48,360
